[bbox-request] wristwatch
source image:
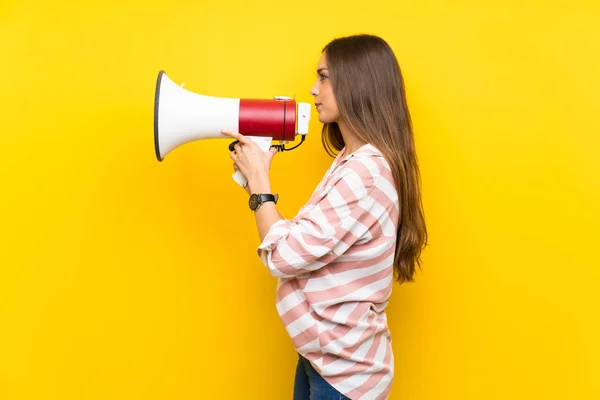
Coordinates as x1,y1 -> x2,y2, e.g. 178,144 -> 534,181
249,193 -> 279,211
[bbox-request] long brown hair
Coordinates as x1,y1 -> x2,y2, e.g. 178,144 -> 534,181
321,34 -> 427,283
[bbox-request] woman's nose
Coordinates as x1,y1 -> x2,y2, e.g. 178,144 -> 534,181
310,83 -> 318,97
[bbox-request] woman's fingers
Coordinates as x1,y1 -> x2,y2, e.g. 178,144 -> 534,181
233,142 -> 242,154
222,130 -> 252,146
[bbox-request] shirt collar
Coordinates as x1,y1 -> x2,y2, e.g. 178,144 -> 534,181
336,143 -> 383,163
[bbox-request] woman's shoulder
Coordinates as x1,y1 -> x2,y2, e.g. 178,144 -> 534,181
308,144 -> 393,204
335,145 -> 398,207
336,144 -> 392,185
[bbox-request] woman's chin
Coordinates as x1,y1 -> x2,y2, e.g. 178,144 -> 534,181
318,113 -> 333,124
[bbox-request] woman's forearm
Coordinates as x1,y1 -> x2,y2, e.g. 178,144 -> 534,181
248,174 -> 284,242
254,202 -> 284,242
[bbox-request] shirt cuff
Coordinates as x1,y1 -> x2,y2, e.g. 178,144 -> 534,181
257,218 -> 291,264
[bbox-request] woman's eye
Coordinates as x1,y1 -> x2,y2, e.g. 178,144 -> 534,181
319,73 -> 328,81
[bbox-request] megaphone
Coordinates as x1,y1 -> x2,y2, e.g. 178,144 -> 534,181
154,70 -> 311,187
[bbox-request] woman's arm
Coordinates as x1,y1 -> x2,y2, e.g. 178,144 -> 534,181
256,162 -> 383,279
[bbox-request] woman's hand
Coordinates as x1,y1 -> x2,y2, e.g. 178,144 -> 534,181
222,130 -> 277,193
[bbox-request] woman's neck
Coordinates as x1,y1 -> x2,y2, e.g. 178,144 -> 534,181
338,120 -> 367,155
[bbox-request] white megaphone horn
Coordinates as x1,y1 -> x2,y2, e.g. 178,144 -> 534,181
154,70 -> 311,187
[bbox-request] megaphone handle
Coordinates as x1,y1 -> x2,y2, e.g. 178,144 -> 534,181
232,136 -> 273,188
232,170 -> 248,187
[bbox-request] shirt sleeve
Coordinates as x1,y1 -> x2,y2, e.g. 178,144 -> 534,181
257,159 -> 381,278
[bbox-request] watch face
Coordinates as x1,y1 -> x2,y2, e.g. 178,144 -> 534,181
249,194 -> 259,210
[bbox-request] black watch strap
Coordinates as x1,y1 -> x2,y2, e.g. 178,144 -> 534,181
249,193 -> 279,211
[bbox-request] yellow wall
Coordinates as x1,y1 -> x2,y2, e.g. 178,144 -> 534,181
1,0 -> 599,399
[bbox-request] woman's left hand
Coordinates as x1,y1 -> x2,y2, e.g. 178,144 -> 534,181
222,130 -> 278,191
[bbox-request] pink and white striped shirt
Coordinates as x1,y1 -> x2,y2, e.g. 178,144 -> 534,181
257,143 -> 399,399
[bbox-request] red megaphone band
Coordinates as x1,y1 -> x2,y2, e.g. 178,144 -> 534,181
238,99 -> 297,141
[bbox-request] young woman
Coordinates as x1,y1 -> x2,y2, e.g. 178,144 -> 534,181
222,34 -> 427,400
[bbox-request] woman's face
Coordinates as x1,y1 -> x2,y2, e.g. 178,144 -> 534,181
310,53 -> 340,124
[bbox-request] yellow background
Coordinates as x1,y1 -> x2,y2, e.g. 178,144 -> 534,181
1,0 -> 599,399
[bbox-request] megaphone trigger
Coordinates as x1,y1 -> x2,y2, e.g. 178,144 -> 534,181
228,140 -> 240,152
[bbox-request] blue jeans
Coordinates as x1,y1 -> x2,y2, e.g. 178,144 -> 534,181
294,354 -> 351,400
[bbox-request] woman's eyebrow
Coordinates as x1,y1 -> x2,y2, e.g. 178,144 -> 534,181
317,67 -> 328,73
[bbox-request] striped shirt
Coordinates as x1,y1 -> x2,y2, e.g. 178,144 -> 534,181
257,143 -> 399,399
